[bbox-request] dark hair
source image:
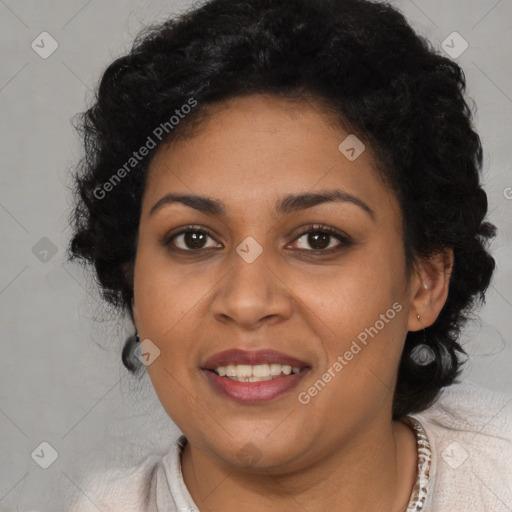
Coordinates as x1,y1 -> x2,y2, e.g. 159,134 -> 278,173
67,0 -> 496,419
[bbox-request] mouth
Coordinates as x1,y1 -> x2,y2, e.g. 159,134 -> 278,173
201,349 -> 311,403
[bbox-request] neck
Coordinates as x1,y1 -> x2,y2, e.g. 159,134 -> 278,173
181,418 -> 418,512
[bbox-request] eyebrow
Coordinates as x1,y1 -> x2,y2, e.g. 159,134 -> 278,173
149,189 -> 375,220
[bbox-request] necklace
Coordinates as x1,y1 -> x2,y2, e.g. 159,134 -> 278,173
403,416 -> 432,511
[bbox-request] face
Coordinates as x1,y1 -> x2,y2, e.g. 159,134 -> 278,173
132,93 -> 419,472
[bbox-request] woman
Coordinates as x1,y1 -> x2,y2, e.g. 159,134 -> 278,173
67,0 -> 512,510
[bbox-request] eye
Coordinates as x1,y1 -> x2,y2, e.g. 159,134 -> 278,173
162,226 -> 222,252
161,223 -> 353,255
290,224 -> 353,253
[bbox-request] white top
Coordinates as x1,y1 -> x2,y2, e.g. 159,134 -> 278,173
68,380 -> 512,511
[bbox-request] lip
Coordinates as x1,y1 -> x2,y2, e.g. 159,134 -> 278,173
201,348 -> 310,370
202,367 -> 310,404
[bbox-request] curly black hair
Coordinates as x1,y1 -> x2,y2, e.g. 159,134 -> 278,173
67,0 -> 496,419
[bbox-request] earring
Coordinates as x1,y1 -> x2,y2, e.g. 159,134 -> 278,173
410,313 -> 435,365
135,333 -> 140,343
416,313 -> 427,343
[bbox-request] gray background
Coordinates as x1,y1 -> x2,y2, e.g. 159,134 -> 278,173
1,0 -> 511,510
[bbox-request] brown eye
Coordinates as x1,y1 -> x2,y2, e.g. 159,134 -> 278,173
304,232 -> 331,250
292,225 -> 353,253
164,227 -> 221,251
182,231 -> 208,249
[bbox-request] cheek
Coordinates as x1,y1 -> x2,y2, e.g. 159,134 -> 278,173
133,249 -> 205,420
133,246 -> 221,388
133,245 -> 201,335
295,245 -> 408,391
309,281 -> 406,375
303,251 -> 404,331
296,275 -> 407,426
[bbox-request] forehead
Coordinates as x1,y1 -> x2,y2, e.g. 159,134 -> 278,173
143,93 -> 397,219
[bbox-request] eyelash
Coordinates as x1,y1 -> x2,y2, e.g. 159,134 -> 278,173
160,223 -> 353,256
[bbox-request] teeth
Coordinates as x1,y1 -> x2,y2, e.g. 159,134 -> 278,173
270,364 -> 282,376
213,363 -> 303,380
253,364 -> 270,377
236,364 -> 253,377
227,375 -> 275,382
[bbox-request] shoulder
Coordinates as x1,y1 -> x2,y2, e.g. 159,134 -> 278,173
412,380 -> 512,511
67,453 -> 165,512
67,435 -> 195,512
415,379 -> 512,447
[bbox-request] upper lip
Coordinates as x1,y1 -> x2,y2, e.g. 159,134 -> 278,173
202,349 -> 310,370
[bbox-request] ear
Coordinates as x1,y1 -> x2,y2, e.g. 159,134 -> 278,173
407,248 -> 454,331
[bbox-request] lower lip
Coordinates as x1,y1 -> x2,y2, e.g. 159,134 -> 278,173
202,369 -> 309,404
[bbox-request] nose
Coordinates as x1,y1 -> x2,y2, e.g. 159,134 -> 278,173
211,247 -> 293,330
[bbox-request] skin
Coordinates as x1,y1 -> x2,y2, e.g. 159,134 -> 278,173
132,93 -> 453,511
